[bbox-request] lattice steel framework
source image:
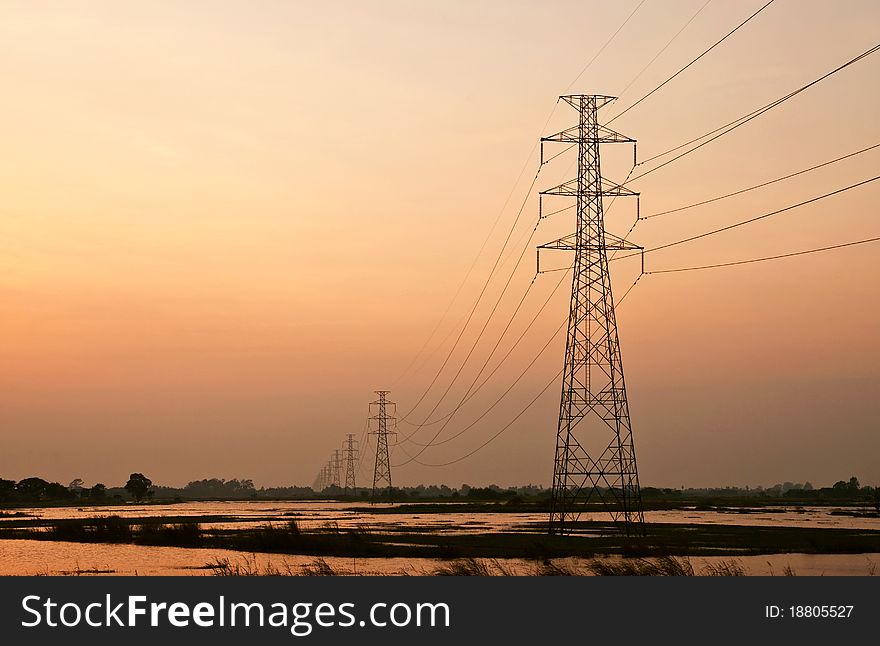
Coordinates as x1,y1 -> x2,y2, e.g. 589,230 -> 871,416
343,433 -> 358,495
331,450 -> 342,488
312,467 -> 325,492
539,94 -> 645,536
370,391 -> 396,498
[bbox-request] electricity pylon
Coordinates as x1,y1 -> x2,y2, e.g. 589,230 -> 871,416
370,391 -> 396,498
315,464 -> 330,492
342,433 -> 358,495
539,94 -> 645,536
331,450 -> 342,488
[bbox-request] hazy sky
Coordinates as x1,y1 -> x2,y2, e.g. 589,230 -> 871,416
2,1 -> 878,489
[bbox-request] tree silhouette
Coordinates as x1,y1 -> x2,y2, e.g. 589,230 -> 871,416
124,473 -> 153,502
89,483 -> 107,499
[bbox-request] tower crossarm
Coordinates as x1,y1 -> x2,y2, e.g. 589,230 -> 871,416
542,124 -> 635,146
540,177 -> 639,198
537,233 -> 642,274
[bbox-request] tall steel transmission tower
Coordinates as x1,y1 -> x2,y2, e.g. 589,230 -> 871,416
539,94 -> 645,536
342,433 -> 358,495
369,391 -> 396,498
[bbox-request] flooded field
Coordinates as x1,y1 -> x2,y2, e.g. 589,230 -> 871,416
5,500 -> 880,532
0,539 -> 876,576
1,501 -> 878,575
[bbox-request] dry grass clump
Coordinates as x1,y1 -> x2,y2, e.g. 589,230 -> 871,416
535,560 -> 585,576
299,558 -> 338,576
432,558 -> 513,576
588,556 -> 745,576
208,555 -> 298,576
702,560 -> 746,576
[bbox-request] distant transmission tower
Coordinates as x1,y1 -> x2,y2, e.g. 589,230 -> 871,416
369,391 -> 396,498
342,433 -> 358,495
539,94 -> 645,536
315,465 -> 329,492
331,450 -> 342,488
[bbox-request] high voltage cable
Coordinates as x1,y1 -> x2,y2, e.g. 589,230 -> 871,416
609,174 -> 880,263
400,262 -> 573,436
646,236 -> 880,274
394,0 -> 651,413
562,0 -> 650,94
396,163 -> 638,452
399,167 -> 543,420
410,223 -> 880,467
354,416 -> 370,475
398,307 -> 471,392
395,0 -> 646,436
398,269 -> 539,440
397,270 -> 540,437
399,136 -> 611,431
399,189 -> 641,444
395,214 -> 546,461
404,272 -> 644,459
616,0 -> 714,101
391,35 -> 879,469
640,142 -> 880,219
337,229 -> 880,474
390,147 -> 546,389
607,0 -> 776,124
395,314 -> 569,460
394,137 -> 873,465
626,42 -> 880,183
400,169 -> 642,460
405,275 -> 645,467
646,174 -> 880,254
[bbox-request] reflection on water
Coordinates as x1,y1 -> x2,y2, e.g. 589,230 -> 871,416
0,540 -> 876,576
6,500 -> 880,533
1,501 -> 878,575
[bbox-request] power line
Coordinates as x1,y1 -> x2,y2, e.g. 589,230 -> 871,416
616,0 -> 714,101
399,258 -> 573,433
404,274 -> 645,467
399,270 -> 538,439
562,0 -> 650,94
390,157 -> 543,390
397,366 -> 562,468
398,232 -> 880,467
399,167 -> 542,420
627,41 -> 880,183
396,314 -> 568,460
355,416 -> 370,475
404,270 -> 645,460
398,272 -> 541,436
401,223 -> 645,454
646,236 -> 880,273
641,142 -> 880,219
647,174 -> 880,254
397,141 -> 640,454
396,216 -> 545,458
607,0 -> 776,124
392,0 -> 652,428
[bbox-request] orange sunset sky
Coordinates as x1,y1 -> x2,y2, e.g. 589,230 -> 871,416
1,0 -> 878,489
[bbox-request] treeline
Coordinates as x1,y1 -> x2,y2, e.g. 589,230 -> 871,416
157,480 -> 544,501
1,474 -> 877,505
643,477 -> 878,502
0,477 -> 108,503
